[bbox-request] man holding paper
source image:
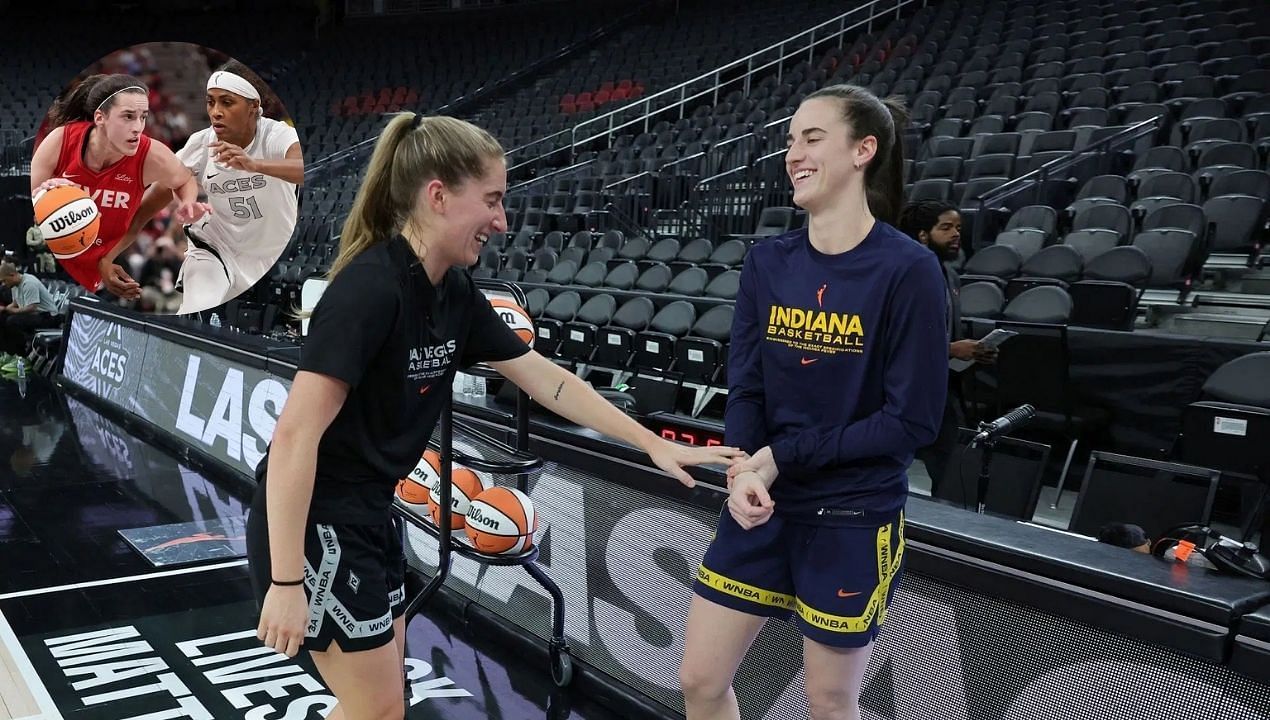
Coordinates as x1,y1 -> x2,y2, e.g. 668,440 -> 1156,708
900,199 -> 998,494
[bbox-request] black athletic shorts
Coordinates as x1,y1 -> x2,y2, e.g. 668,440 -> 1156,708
246,483 -> 406,652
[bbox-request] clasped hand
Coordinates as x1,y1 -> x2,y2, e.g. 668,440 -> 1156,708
725,446 -> 778,529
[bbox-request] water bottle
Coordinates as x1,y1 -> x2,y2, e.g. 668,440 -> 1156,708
16,358 -> 25,381
455,372 -> 473,398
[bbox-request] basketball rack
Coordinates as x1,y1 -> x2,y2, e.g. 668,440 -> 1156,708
392,281 -> 575,688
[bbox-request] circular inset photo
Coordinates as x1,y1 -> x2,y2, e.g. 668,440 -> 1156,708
30,42 -> 304,315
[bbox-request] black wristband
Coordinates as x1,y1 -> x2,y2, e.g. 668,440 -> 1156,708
272,578 -> 304,587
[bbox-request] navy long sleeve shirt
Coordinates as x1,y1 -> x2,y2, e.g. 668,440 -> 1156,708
724,223 -> 948,524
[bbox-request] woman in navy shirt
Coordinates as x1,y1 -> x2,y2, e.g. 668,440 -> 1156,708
680,86 -> 947,720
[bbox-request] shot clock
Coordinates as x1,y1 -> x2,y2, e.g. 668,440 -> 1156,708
642,412 -> 726,447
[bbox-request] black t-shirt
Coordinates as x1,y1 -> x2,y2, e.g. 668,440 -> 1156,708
272,235 -> 530,524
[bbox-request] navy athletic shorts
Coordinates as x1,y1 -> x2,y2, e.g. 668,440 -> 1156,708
694,507 -> 905,648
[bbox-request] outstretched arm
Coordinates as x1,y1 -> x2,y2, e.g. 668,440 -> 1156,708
97,183 -> 177,299
144,142 -> 211,223
489,351 -> 744,486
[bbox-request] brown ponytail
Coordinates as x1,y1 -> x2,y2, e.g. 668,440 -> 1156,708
873,97 -> 909,227
47,74 -> 148,129
803,84 -> 908,226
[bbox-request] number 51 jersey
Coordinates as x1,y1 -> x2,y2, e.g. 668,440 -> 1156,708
177,116 -> 299,290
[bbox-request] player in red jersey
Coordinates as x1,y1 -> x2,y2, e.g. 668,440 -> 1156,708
30,74 -> 208,294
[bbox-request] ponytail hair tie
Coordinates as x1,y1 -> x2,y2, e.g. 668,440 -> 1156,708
411,113 -> 424,129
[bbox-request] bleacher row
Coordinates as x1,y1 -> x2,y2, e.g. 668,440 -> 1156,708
283,0 -> 1264,220
471,229 -> 748,289
907,116 -> 1268,210
559,80 -> 646,115
460,226 -> 744,395
472,0 -> 850,153
959,183 -> 1265,291
526,283 -> 734,392
331,86 -> 422,118
284,7 -> 619,159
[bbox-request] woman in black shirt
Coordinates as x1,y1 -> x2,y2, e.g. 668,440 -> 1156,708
247,113 -> 743,720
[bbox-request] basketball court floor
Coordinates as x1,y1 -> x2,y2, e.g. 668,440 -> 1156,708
0,375 -> 621,720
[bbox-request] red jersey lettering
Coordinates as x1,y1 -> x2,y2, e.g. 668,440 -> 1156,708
51,121 -> 152,290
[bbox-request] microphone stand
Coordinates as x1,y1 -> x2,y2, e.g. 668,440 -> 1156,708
975,420 -> 999,515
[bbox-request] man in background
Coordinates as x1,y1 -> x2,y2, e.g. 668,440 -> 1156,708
0,262 -> 61,368
900,199 -> 997,495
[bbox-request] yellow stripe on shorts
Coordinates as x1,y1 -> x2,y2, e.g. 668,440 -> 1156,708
878,512 -> 904,625
797,515 -> 906,634
697,565 -> 796,611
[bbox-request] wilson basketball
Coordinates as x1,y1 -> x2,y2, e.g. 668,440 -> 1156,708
402,449 -> 443,505
427,466 -> 488,529
33,185 -> 100,259
464,486 -> 537,554
489,297 -> 535,347
395,479 -> 430,507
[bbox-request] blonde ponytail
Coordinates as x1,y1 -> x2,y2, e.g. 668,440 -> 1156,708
329,113 -> 419,278
328,113 -> 504,280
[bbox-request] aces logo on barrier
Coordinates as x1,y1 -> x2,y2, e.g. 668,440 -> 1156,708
62,313 -> 142,402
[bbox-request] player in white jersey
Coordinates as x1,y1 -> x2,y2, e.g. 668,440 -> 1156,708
174,61 -> 304,314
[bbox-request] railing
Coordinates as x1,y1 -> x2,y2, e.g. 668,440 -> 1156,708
0,130 -> 30,177
758,112 -> 795,150
508,158 -> 596,195
596,170 -> 659,235
970,115 -> 1164,250
685,165 -> 753,239
601,196 -> 654,241
680,146 -> 793,241
507,0 -> 916,176
512,111 -> 794,241
625,113 -> 794,239
510,112 -> 1163,249
302,1 -> 653,186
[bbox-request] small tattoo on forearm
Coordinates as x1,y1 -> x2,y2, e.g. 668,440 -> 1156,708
553,381 -> 564,401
